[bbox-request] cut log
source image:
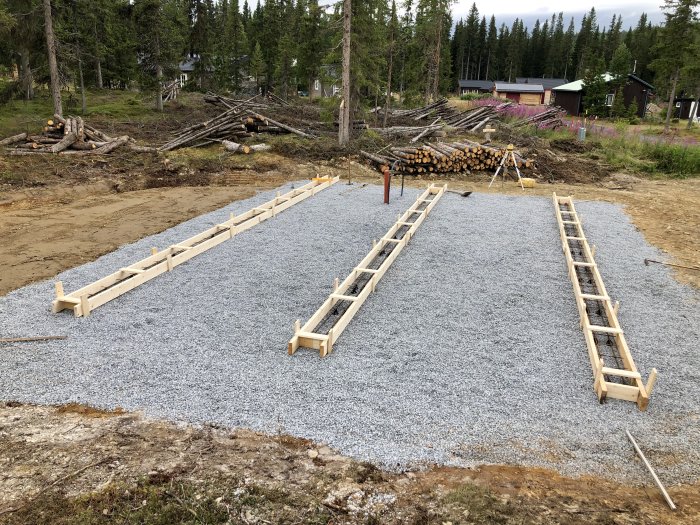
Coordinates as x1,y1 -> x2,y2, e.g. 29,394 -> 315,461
250,112 -> 315,138
91,135 -> 129,154
0,133 -> 28,147
50,132 -> 77,154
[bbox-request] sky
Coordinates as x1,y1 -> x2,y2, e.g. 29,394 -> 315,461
451,0 -> 665,28
313,0 -> 666,30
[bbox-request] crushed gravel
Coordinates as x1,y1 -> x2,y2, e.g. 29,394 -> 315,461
1,182 -> 698,485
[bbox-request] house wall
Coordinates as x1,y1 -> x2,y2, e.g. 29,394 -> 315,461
676,99 -> 700,119
622,81 -> 649,118
520,92 -> 543,105
543,89 -> 553,105
552,91 -> 581,115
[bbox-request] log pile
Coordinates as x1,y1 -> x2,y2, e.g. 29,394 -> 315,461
382,98 -> 565,131
510,106 -> 566,129
361,140 -> 534,175
162,80 -> 180,102
1,115 -> 153,156
160,103 -> 317,151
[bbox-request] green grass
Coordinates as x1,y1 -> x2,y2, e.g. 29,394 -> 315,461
533,127 -> 700,178
0,89 -> 197,137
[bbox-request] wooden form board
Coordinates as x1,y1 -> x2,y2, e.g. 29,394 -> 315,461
52,177 -> 340,317
288,183 -> 446,357
553,193 -> 657,410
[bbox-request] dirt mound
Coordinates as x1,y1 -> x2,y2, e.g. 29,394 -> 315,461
527,147 -> 612,184
549,137 -> 596,153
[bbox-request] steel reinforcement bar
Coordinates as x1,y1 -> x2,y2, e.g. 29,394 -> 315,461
553,193 -> 657,410
52,177 -> 340,317
288,183 -> 446,357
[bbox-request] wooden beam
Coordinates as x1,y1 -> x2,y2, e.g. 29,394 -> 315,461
552,193 -> 656,411
289,184 -> 446,357
53,177 -> 340,317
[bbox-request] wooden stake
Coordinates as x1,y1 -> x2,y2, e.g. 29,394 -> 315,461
0,335 -> 67,343
626,429 -> 676,510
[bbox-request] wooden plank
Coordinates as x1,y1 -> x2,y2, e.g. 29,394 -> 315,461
53,177 -> 340,317
626,430 -> 676,510
289,184 -> 446,357
552,192 -> 655,411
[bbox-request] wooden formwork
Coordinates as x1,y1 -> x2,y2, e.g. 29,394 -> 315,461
288,183 -> 446,357
553,193 -> 657,410
52,177 -> 340,317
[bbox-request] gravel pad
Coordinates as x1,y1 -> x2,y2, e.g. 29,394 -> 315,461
1,182 -> 698,484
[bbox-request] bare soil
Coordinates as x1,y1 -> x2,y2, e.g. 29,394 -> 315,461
1,403 -> 697,524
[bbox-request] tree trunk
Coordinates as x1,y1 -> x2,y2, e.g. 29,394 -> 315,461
19,48 -> 34,100
78,58 -> 87,114
383,37 -> 394,128
664,67 -> 680,133
338,0 -> 351,147
43,0 -> 62,117
156,64 -> 164,112
430,11 -> 444,100
93,20 -> 103,89
96,60 -> 103,89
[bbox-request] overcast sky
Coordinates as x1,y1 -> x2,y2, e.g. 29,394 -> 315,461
451,0 -> 665,28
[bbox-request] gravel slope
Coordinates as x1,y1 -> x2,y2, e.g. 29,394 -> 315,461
1,182 -> 698,484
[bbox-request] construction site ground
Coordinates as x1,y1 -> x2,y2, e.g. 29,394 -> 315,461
1,135 -> 699,523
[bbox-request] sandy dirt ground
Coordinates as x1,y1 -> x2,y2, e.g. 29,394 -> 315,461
0,403 -> 697,524
1,153 -> 698,523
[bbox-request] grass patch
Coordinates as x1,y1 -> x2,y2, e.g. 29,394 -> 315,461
3,475 -> 331,525
0,90 -> 201,138
441,483 -> 512,524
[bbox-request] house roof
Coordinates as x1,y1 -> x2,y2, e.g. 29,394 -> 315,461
628,74 -> 654,90
552,73 -> 654,92
458,79 -> 494,90
494,82 -> 544,93
516,77 -> 569,90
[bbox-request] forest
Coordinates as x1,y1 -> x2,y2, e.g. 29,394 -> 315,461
0,0 -> 697,112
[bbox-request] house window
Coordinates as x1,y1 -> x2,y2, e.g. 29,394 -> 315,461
605,93 -> 614,107
180,73 -> 188,85
314,79 -> 320,91
332,85 -> 340,96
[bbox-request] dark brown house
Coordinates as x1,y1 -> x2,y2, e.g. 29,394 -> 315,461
673,96 -> 700,120
551,74 -> 653,118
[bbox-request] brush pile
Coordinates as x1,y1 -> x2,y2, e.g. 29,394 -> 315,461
510,106 -> 566,128
381,98 -> 566,131
161,95 -> 317,151
1,115 -> 153,156
361,140 -> 533,175
379,98 -> 512,133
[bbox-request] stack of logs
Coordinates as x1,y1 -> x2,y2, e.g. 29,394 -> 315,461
361,140 -> 533,175
0,115 -> 152,155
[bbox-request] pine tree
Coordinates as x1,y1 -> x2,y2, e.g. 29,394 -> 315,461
133,0 -> 187,110
611,86 -> 626,118
651,0 -> 699,131
250,40 -> 265,91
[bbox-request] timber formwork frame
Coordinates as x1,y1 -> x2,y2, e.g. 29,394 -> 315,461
553,193 -> 657,410
288,184 -> 446,357
52,177 -> 340,317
